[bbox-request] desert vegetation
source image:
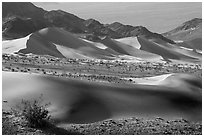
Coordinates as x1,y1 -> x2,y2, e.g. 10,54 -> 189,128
2,2 -> 202,135
2,54 -> 202,135
2,54 -> 202,82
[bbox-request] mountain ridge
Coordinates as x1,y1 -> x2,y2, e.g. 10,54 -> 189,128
163,18 -> 202,50
2,2 -> 176,45
163,18 -> 202,36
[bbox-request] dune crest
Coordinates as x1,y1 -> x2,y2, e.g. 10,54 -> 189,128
2,27 -> 201,63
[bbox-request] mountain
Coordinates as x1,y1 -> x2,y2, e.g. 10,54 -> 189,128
106,22 -> 135,36
2,2 -> 47,39
2,2 -> 88,39
2,2 -> 202,63
2,17 -> 37,39
2,2 -> 176,45
83,19 -> 121,38
44,10 -> 87,33
2,2 -> 46,22
163,18 -> 202,50
163,18 -> 201,36
106,22 -> 175,44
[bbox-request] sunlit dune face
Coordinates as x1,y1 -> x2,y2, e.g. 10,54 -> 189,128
2,72 -> 202,124
2,26 -> 201,63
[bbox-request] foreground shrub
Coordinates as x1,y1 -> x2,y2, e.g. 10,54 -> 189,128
16,95 -> 51,128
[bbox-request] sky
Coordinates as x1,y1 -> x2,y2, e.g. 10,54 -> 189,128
33,2 -> 202,33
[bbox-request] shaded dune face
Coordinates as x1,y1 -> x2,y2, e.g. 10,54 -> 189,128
138,37 -> 180,60
186,38 -> 202,50
3,72 -> 201,124
101,37 -> 130,55
100,37 -> 162,60
19,33 -> 65,58
138,37 -> 201,62
18,27 -> 116,59
2,27 -> 201,63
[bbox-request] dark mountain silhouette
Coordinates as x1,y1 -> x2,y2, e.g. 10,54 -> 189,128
44,10 -> 87,33
2,2 -> 175,45
2,2 -> 46,20
106,22 -> 175,44
2,17 -> 37,39
107,22 -> 135,36
2,2 -> 47,39
2,2 -> 88,39
83,19 -> 121,38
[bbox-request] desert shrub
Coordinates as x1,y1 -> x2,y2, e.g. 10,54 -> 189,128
17,95 -> 51,128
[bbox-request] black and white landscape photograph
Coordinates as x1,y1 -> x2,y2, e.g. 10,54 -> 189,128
2,1 -> 202,135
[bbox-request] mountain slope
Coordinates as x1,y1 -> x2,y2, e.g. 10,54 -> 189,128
2,2 -> 47,39
83,19 -> 121,38
2,17 -> 38,40
163,18 -> 201,37
2,2 -> 46,19
163,18 -> 202,50
2,2 -> 88,39
44,10 -> 87,33
107,23 -> 175,44
2,2 -> 176,44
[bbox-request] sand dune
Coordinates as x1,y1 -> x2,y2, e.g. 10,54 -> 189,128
157,42 -> 201,60
54,44 -> 92,59
2,27 -> 163,61
101,37 -> 163,61
3,27 -> 116,59
138,37 -> 201,63
2,27 -> 201,63
22,27 -> 117,59
186,38 -> 202,50
3,72 -> 201,124
126,73 -> 202,91
114,37 -> 141,49
2,34 -> 31,54
81,38 -> 108,49
124,74 -> 173,85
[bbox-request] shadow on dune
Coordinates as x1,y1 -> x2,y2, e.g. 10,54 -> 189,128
40,122 -> 81,135
19,32 -> 65,58
2,72 -> 202,124
138,36 -> 200,62
18,27 -> 116,60
65,93 -> 111,124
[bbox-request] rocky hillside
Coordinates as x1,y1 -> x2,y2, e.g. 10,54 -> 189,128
163,18 -> 202,50
2,2 -> 175,44
163,18 -> 201,36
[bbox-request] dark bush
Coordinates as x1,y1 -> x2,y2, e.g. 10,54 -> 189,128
17,96 -> 51,128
